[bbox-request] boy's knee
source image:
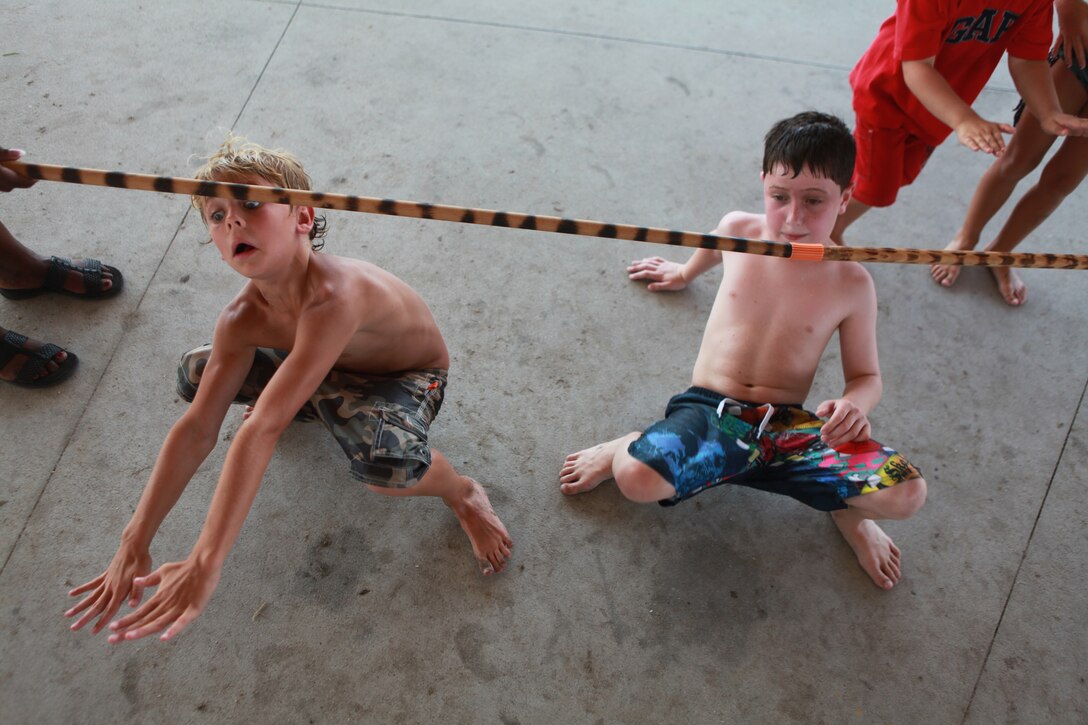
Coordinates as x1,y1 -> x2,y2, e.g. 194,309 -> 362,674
613,455 -> 674,503
881,477 -> 927,520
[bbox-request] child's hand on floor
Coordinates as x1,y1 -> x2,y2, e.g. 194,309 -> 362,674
627,256 -> 688,292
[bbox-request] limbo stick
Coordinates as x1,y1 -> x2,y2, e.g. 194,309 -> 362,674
4,160 -> 1086,270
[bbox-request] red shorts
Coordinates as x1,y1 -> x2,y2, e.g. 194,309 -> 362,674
851,117 -> 935,208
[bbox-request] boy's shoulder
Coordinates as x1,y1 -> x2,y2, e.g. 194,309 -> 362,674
714,210 -> 765,238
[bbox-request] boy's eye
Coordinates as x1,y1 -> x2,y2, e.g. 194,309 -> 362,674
210,210 -> 224,222
244,200 -> 262,210
805,198 -> 824,206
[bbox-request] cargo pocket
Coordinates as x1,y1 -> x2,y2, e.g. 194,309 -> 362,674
371,404 -> 431,465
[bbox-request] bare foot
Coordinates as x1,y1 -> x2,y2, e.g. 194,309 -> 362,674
930,235 -> 977,287
447,478 -> 513,575
989,266 -> 1027,306
831,509 -> 902,590
559,437 -> 626,495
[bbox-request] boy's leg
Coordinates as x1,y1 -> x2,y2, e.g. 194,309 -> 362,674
832,477 -> 927,590
835,121 -> 931,244
366,449 -> 513,575
560,432 -> 677,502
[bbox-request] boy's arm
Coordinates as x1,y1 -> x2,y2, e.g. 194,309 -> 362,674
900,58 -> 1014,155
105,300 -> 361,643
1008,56 -> 1088,137
627,212 -> 757,292
66,310 -> 256,634
816,271 -> 883,448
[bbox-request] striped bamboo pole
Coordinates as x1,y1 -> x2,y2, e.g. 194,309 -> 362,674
3,160 -> 1085,269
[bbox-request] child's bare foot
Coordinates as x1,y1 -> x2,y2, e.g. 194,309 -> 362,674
989,266 -> 1027,306
559,437 -> 626,495
447,478 -> 513,575
930,235 -> 977,287
831,508 -> 902,590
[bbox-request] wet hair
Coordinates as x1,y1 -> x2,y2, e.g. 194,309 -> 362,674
191,133 -> 327,250
762,111 -> 855,191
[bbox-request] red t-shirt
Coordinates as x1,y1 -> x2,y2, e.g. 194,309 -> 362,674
851,0 -> 1052,145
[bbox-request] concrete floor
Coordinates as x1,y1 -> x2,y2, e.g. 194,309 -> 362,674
1,1 -> 1085,722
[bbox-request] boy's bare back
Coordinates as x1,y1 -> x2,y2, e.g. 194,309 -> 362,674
693,211 -> 878,406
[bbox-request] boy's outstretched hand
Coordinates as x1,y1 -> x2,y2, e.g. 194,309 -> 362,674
816,398 -> 872,449
627,256 -> 688,292
953,116 -> 1014,156
104,557 -> 221,643
66,542 -> 152,635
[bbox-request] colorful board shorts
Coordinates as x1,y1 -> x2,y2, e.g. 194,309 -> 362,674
628,387 -> 921,511
851,116 -> 936,208
177,344 -> 447,488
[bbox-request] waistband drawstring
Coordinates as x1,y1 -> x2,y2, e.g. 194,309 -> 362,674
716,397 -> 776,438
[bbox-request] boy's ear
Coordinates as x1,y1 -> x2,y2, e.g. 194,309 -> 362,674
295,205 -> 315,234
839,184 -> 854,214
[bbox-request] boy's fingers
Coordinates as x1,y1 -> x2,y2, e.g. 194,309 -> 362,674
68,590 -> 107,626
122,609 -> 180,642
68,574 -> 106,597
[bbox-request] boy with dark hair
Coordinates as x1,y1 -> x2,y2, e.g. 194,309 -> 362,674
560,112 -> 926,590
66,136 -> 512,643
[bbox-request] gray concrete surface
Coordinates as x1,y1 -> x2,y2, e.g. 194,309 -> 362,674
1,1 -> 1085,722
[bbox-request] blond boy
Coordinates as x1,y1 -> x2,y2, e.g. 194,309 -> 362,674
560,113 -> 927,590
67,137 -> 512,643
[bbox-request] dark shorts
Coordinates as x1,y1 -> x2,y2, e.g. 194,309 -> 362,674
177,344 -> 447,488
628,387 -> 921,511
851,116 -> 935,208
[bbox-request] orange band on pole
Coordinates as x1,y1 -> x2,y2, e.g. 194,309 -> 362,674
789,243 -> 825,262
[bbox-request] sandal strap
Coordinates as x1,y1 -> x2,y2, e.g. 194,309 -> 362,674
0,330 -> 30,366
0,330 -> 62,383
43,256 -> 104,294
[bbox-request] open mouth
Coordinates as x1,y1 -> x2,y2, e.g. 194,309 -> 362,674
233,242 -> 256,257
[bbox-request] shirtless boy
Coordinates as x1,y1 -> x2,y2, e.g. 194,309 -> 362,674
66,136 -> 512,643
560,112 -> 926,590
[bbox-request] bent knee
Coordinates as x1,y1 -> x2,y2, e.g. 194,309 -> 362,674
613,455 -> 674,503
881,477 -> 927,520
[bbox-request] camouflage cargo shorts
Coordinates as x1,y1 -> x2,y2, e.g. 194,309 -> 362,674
177,344 -> 447,488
